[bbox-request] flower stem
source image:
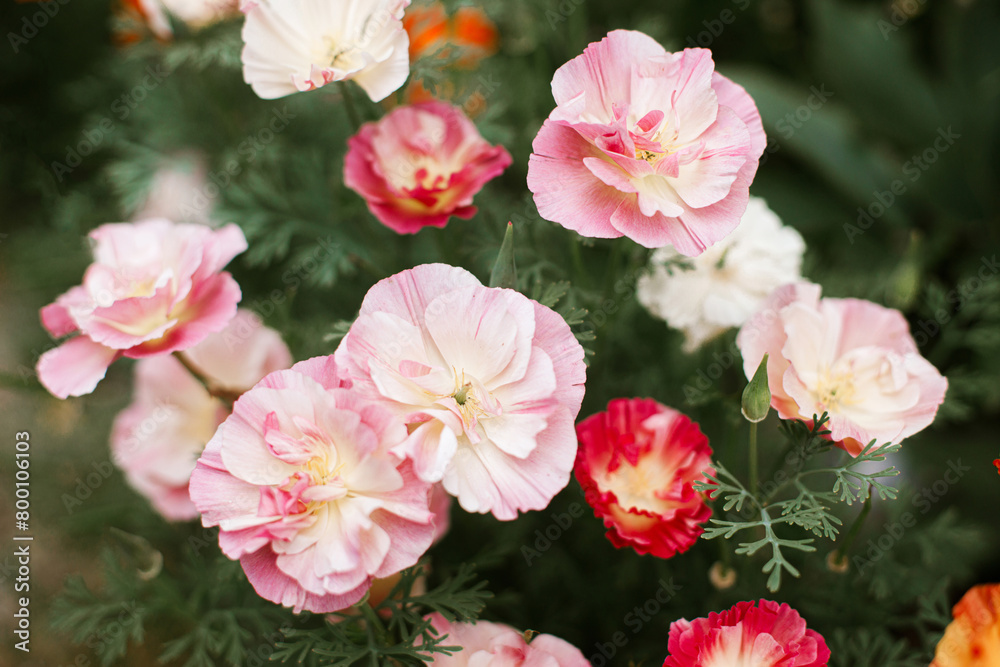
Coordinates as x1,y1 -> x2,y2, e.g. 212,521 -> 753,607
172,352 -> 239,407
834,492 -> 873,564
339,81 -> 362,132
749,421 -> 759,499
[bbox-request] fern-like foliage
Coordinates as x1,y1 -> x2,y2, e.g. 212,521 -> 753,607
695,414 -> 902,591
51,531 -> 491,667
271,564 -> 491,667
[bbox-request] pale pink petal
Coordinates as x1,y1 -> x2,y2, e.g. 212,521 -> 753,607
36,338 -> 120,399
40,302 -> 78,338
241,548 -> 368,613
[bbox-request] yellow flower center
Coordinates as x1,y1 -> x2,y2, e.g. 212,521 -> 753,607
814,365 -> 858,412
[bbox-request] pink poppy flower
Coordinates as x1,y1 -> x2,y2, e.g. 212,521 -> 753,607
37,219 -> 247,399
737,283 -> 948,456
344,101 -> 512,234
662,599 -> 830,667
527,31 -> 765,255
425,613 -> 589,666
575,398 -> 713,559
334,263 -> 587,520
111,310 -> 291,521
188,356 -> 435,613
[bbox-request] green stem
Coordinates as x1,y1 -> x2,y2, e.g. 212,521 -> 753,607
569,235 -> 587,289
359,600 -> 388,641
834,492 -> 873,563
749,421 -> 759,499
718,537 -> 733,574
173,352 -> 239,407
339,81 -> 362,132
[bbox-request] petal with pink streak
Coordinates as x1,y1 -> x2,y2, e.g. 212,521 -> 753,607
356,263 -> 481,325
631,48 -> 719,145
671,169 -> 752,255
217,387 -> 317,485
550,29 -> 667,124
396,419 -> 459,483
423,286 -> 536,389
528,121 -> 628,239
443,409 -> 577,520
289,355 -> 349,391
668,106 -> 752,209
36,337 -> 120,399
530,301 -> 587,413
712,71 -> 767,157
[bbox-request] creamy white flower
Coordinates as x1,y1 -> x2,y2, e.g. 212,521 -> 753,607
161,0 -> 239,28
637,197 -> 806,352
241,0 -> 411,101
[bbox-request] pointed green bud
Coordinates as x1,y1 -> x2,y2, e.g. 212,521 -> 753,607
489,222 -> 517,289
742,353 -> 771,423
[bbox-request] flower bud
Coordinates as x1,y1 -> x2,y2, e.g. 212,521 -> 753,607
741,353 -> 771,423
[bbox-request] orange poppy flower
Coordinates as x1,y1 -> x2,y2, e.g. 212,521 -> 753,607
403,2 -> 498,66
931,584 -> 1000,666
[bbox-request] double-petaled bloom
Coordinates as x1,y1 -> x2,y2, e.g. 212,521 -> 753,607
637,197 -> 806,351
528,30 -> 765,255
111,310 -> 291,520
575,398 -> 713,559
344,101 -> 512,234
737,282 -> 949,455
241,0 -> 412,101
188,356 -> 437,613
931,583 -> 1000,667
334,263 -> 587,520
37,219 -> 247,399
662,599 -> 830,666
425,614 -> 589,666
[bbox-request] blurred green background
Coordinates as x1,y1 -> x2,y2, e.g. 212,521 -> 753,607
1,0 -> 998,665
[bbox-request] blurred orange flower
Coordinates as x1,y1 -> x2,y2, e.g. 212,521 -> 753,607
931,584 -> 1000,666
403,2 -> 498,66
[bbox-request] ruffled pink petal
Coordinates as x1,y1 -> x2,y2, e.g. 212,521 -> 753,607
527,121 -> 628,239
240,548 -> 369,613
712,71 -> 767,158
443,408 -> 577,520
550,29 -> 667,124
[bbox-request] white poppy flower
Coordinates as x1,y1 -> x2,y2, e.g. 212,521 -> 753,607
241,0 -> 412,101
637,197 -> 806,352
